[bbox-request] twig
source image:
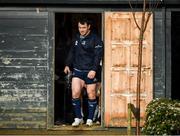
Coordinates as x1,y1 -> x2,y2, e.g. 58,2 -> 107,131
133,13 -> 141,30
129,1 -> 141,30
143,12 -> 152,33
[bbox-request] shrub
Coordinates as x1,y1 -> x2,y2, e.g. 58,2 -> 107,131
141,98 -> 180,135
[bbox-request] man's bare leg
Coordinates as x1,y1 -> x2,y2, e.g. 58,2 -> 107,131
71,77 -> 85,126
86,83 -> 97,126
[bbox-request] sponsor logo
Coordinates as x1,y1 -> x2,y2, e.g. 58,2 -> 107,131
75,40 -> 78,46
95,44 -> 102,48
81,40 -> 86,45
93,78 -> 97,82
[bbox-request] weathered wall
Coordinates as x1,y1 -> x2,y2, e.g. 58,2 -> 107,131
0,11 -> 49,128
154,10 -> 166,98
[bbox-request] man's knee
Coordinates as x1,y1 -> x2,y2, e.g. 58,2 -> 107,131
72,88 -> 81,98
88,94 -> 96,99
72,84 -> 82,98
87,88 -> 96,99
71,78 -> 84,98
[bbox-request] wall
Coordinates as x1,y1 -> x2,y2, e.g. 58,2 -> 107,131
0,10 -> 49,128
154,10 -> 166,98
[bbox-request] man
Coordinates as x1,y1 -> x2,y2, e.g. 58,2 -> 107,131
64,18 -> 103,127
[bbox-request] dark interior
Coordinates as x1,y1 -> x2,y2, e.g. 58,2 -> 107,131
54,13 -> 102,125
171,12 -> 180,100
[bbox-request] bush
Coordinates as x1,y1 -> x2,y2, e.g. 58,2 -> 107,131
141,98 -> 180,135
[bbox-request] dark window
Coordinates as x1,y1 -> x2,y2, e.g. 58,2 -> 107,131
171,12 -> 180,100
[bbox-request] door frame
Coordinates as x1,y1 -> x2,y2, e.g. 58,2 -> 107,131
47,8 -> 105,129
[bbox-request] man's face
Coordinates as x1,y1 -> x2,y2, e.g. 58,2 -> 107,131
78,22 -> 90,36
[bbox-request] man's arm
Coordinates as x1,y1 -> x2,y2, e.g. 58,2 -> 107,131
64,43 -> 75,74
64,66 -> 71,74
88,36 -> 103,79
92,36 -> 103,72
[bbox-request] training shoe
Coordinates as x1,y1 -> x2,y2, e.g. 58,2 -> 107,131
86,119 -> 93,126
72,118 -> 83,127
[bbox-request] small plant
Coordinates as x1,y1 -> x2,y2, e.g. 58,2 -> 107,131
142,98 -> 180,135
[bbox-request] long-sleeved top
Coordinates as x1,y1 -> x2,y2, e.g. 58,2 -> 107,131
65,32 -> 103,72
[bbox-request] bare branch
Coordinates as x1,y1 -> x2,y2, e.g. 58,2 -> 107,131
132,12 -> 141,30
129,1 -> 133,10
155,0 -> 161,9
143,12 -> 152,33
129,1 -> 140,30
150,0 -> 161,10
143,0 -> 146,12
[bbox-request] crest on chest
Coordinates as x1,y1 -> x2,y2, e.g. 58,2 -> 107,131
81,40 -> 86,45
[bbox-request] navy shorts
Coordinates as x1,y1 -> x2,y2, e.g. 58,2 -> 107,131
72,69 -> 99,84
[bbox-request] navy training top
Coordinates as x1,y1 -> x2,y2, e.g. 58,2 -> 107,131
65,32 -> 103,72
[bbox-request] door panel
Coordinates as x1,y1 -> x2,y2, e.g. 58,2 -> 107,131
104,12 -> 153,127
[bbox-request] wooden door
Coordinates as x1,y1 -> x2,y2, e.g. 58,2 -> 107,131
104,12 -> 153,127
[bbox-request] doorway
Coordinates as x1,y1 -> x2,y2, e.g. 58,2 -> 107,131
171,12 -> 180,100
54,13 -> 102,126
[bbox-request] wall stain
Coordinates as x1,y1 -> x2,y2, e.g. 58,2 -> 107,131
1,58 -> 12,65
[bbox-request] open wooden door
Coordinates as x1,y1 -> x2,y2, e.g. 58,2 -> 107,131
104,12 -> 153,127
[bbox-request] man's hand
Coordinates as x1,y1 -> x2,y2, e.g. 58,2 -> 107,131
87,70 -> 96,79
64,66 -> 71,74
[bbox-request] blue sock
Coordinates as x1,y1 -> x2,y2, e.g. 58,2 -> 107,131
72,98 -> 82,119
88,99 -> 97,120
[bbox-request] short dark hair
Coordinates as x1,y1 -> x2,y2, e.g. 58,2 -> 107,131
78,17 -> 91,26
